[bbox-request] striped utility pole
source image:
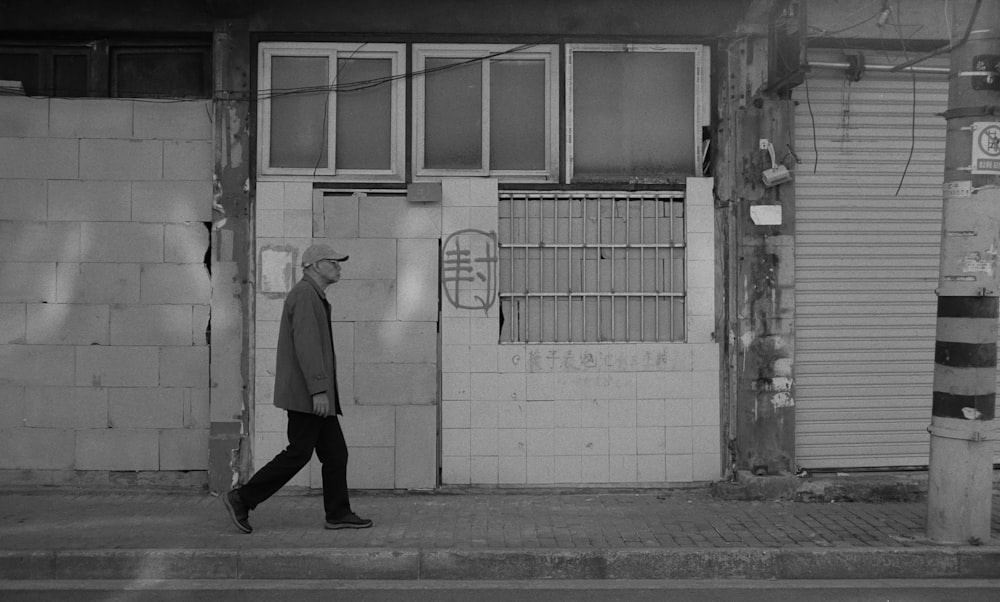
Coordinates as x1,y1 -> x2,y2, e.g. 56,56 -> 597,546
927,0 -> 1000,543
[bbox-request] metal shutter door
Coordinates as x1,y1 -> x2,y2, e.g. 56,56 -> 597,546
793,51 -> 949,469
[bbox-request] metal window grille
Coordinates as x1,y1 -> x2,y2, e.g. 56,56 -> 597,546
499,191 -> 686,343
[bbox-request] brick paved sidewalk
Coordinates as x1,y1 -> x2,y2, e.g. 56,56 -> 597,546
1,488 -> 998,580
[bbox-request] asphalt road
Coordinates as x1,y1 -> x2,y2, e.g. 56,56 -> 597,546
3,579 -> 999,601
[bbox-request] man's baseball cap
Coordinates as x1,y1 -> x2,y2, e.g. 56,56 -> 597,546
302,243 -> 349,267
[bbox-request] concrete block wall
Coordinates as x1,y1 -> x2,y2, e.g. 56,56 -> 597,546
0,96 -> 212,483
255,183 -> 438,489
440,178 -> 721,485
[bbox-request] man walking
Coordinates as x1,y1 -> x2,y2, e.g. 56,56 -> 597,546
223,243 -> 372,533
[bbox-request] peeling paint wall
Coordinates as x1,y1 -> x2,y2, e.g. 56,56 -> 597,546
0,96 -> 214,487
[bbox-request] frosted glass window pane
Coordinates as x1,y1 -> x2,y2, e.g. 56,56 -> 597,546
491,60 -> 546,171
424,58 -> 482,170
573,52 -> 695,178
336,58 -> 392,170
270,56 -> 329,169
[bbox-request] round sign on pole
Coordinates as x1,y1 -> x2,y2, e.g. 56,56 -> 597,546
971,122 -> 1000,174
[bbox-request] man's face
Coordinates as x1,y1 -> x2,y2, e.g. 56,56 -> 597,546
315,259 -> 342,283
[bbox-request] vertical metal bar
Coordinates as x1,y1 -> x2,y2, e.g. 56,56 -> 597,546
639,196 -> 645,342
568,195 -> 573,342
668,197 -> 674,341
582,195 -> 588,341
608,195 -> 618,341
594,196 -> 604,341
523,194 -> 529,342
538,194 -> 544,342
624,197 -> 629,341
654,196 -> 660,341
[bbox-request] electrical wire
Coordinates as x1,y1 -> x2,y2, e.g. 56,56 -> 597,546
802,45 -> 819,174
893,0 -> 918,197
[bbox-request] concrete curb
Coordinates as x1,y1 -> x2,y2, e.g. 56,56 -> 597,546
1,547 -> 998,581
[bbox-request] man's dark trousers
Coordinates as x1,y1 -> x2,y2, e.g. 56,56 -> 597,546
237,410 -> 351,520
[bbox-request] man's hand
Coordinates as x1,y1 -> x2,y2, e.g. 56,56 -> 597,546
312,392 -> 330,417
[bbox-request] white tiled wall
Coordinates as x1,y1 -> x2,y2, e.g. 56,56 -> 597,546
0,96 -> 212,475
440,177 -> 721,485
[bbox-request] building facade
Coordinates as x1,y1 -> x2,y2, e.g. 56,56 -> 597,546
1,0 -> 984,492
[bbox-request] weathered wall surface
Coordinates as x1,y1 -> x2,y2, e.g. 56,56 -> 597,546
0,96 -> 213,486
254,183 -> 439,489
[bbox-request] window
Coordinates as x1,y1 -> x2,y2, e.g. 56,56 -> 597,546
0,39 -> 211,98
257,43 -> 406,181
566,44 -> 710,182
499,191 -> 686,343
413,44 -> 559,182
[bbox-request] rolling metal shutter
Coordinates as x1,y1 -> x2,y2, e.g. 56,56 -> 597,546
793,50 -> 950,469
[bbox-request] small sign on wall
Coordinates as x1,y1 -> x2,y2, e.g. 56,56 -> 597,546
750,204 -> 782,226
260,247 -> 296,294
971,122 -> 1000,175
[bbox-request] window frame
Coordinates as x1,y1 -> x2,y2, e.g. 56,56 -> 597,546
257,42 -> 406,182
412,43 -> 559,183
565,43 -> 710,183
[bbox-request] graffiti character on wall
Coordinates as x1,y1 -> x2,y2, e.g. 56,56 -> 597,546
442,229 -> 497,314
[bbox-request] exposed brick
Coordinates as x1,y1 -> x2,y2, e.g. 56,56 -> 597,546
0,138 -> 78,179
109,387 -> 185,429
76,346 -> 159,388
355,363 -> 436,405
0,427 -> 74,469
133,100 -> 212,140
0,180 -> 47,220
0,96 -> 48,137
80,139 -> 162,180
340,405 -> 395,447
49,98 -> 133,138
159,428 -> 209,470
56,263 -> 140,304
47,180 -> 132,221
347,446 -> 395,489
327,280 -> 396,321
0,263 -> 56,303
27,304 -> 109,345
75,428 -> 158,471
140,263 -> 211,304
164,223 -> 210,264
160,346 -> 209,387
163,140 -> 212,180
0,303 -> 26,344
359,195 -> 441,238
132,181 -> 212,223
24,386 -> 108,429
110,305 -> 193,346
0,345 -> 75,386
80,222 -> 163,263
354,321 -> 436,364
0,221 -> 80,262
394,405 -> 436,489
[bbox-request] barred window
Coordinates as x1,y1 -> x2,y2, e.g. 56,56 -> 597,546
499,191 -> 685,343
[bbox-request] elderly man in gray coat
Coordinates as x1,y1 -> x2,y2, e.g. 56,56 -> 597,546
223,243 -> 372,533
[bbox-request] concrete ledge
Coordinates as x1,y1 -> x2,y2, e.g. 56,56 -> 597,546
711,471 -> 927,503
2,547 -> 998,581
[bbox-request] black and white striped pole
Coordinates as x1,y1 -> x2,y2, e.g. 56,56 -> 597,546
927,0 -> 999,543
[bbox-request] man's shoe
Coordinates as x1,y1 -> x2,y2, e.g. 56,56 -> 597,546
222,489 -> 252,534
325,511 -> 373,530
